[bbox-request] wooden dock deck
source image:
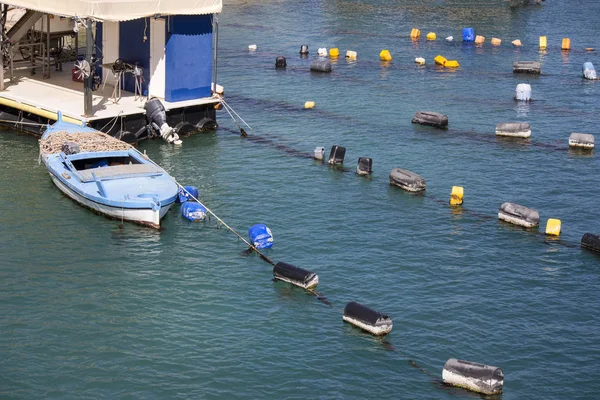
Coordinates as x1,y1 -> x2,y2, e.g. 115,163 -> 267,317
0,62 -> 219,124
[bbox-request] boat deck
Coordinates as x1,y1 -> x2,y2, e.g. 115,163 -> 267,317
0,62 -> 219,123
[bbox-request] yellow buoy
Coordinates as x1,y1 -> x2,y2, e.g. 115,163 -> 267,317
475,35 -> 485,45
491,38 -> 501,46
450,186 -> 464,206
585,47 -> 595,52
304,101 -> 315,109
539,36 -> 547,49
512,39 -> 522,47
329,48 -> 339,58
444,60 -> 460,68
410,28 -> 421,39
561,38 -> 571,50
380,49 -> 392,61
545,218 -> 561,236
434,55 -> 447,65
346,50 -> 357,59
415,57 -> 426,65
427,32 -> 436,41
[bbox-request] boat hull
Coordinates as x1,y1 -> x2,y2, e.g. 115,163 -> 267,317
49,172 -> 173,228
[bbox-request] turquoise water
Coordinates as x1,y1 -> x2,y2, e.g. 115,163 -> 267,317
2,1 -> 600,398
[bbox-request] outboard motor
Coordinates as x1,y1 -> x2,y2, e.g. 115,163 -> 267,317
144,97 -> 181,144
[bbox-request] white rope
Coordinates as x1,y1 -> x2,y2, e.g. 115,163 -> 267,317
220,97 -> 252,130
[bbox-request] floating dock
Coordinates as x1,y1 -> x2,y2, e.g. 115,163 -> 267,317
0,2 -> 223,142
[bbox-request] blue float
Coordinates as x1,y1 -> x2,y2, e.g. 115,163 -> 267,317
249,224 -> 274,249
463,27 -> 475,42
181,202 -> 207,221
177,185 -> 199,203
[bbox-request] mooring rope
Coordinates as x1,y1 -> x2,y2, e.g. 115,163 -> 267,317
220,97 -> 252,131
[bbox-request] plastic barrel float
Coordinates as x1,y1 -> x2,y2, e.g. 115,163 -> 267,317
568,133 -> 594,149
248,224 -> 274,249
357,157 -> 372,175
181,202 -> 207,221
328,145 -> 346,165
389,168 -> 426,192
496,122 -> 531,138
273,262 -> 318,289
581,233 -> 600,253
462,27 -> 475,42
310,60 -> 332,73
313,146 -> 325,160
442,358 -> 504,395
513,61 -> 541,74
177,185 -> 199,203
515,83 -> 532,101
498,202 -> 539,228
342,301 -> 393,336
275,56 -> 287,69
411,111 -> 448,129
583,62 -> 597,80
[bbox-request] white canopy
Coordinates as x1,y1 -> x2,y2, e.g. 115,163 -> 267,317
4,0 -> 222,21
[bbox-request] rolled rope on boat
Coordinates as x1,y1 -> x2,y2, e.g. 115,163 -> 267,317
181,202 -> 207,221
342,301 -> 393,336
496,122 -> 531,138
569,133 -> 594,149
513,61 -> 541,74
442,359 -> 504,395
328,145 -> 346,165
275,56 -> 287,68
515,83 -> 532,101
273,262 -> 318,289
581,233 -> 600,253
498,202 -> 540,228
310,60 -> 332,73
389,168 -> 426,192
411,111 -> 448,129
357,157 -> 372,175
177,185 -> 199,203
248,224 -> 274,249
299,45 -> 309,55
583,62 -> 597,80
314,146 -> 325,161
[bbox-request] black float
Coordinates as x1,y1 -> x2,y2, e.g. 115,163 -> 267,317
328,145 -> 346,165
342,302 -> 393,336
442,358 -> 504,395
581,233 -> 600,253
310,60 -> 332,73
273,262 -> 318,289
357,157 -> 372,175
275,56 -> 287,69
411,111 -> 448,129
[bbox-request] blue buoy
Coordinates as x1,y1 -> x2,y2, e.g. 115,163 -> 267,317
181,202 -> 207,221
249,224 -> 274,249
177,185 -> 199,203
463,27 -> 475,42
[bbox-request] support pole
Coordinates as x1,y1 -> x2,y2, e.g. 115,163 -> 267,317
46,13 -> 50,78
0,3 -> 6,91
83,18 -> 93,117
212,14 -> 218,95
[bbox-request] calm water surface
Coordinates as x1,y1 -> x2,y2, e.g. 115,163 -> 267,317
2,1 -> 600,398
